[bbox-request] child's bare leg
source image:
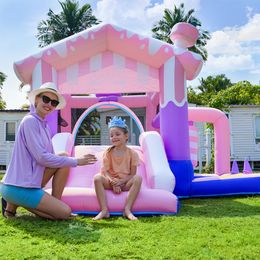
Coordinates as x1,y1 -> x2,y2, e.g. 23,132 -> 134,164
93,174 -> 111,220
122,175 -> 142,220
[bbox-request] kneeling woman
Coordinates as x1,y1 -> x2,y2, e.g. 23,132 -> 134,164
0,82 -> 97,219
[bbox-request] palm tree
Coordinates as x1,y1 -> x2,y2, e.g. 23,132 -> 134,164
152,3 -> 210,61
197,74 -> 232,94
188,74 -> 233,106
36,0 -> 100,47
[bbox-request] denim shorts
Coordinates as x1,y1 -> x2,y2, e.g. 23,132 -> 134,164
0,183 -> 45,209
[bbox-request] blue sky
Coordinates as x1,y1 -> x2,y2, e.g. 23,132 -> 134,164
0,0 -> 259,108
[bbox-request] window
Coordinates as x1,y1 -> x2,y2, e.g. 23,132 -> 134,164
72,109 -> 101,145
255,115 -> 260,144
5,122 -> 16,141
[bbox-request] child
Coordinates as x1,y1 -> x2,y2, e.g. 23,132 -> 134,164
93,116 -> 142,220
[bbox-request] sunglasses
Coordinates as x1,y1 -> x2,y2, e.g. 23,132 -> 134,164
41,95 -> 59,107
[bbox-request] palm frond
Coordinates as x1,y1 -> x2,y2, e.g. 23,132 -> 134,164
151,3 -> 211,61
36,0 -> 100,47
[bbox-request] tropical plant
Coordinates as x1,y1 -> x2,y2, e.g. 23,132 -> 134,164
0,72 -> 6,87
21,103 -> 30,110
197,74 -> 232,94
188,75 -> 259,110
0,72 -> 7,109
188,74 -> 233,106
75,109 -> 101,136
152,3 -> 211,61
36,0 -> 100,47
187,86 -> 203,105
79,116 -> 101,136
208,81 -> 260,110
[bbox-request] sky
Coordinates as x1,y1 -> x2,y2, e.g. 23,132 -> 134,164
0,0 -> 259,109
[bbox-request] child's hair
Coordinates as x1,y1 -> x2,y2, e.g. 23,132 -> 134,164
108,116 -> 128,133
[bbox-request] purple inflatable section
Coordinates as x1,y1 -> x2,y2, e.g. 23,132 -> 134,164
160,101 -> 190,161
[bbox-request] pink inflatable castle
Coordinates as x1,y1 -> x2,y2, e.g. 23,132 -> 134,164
13,22 -> 260,215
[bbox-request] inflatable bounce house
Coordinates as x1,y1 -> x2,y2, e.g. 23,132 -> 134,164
14,23 -> 260,215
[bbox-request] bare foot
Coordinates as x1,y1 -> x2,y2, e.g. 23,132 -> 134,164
92,210 -> 110,220
123,209 -> 138,221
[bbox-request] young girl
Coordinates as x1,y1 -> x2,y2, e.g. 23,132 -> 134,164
93,116 -> 142,221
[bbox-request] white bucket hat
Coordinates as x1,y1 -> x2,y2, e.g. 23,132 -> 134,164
28,82 -> 66,110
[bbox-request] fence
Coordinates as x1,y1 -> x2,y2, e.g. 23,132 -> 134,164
75,135 -> 101,145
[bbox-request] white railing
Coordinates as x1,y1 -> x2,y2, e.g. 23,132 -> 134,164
75,135 -> 101,145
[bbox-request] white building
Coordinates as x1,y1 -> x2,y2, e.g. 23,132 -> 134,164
1,105 -> 259,170
195,105 -> 260,171
0,109 -> 29,169
229,105 -> 260,169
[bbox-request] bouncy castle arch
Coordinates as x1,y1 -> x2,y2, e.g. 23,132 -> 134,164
71,101 -> 144,143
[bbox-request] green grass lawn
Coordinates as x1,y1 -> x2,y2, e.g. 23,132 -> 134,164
0,196 -> 259,260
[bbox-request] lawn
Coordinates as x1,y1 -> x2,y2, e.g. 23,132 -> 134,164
0,195 -> 259,259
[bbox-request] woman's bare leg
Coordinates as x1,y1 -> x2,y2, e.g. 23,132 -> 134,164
4,164 -> 70,219
122,175 -> 142,220
5,192 -> 71,220
41,167 -> 70,200
93,174 -> 112,220
51,167 -> 70,199
27,192 -> 71,220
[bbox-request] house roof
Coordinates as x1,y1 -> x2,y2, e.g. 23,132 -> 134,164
14,23 -> 203,85
0,109 -> 29,112
229,104 -> 260,108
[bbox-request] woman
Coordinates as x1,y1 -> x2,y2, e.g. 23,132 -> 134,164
0,82 -> 97,220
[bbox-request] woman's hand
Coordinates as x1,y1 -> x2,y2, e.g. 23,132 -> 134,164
77,154 -> 97,166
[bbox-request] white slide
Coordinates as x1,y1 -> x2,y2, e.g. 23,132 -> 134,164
140,131 -> 175,192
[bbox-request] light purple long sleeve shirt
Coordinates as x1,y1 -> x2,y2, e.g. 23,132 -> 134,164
2,112 -> 77,188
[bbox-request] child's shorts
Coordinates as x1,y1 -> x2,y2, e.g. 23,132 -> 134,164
0,183 -> 45,209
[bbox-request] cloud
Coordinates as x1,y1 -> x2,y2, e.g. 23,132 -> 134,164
206,31 -> 242,55
205,13 -> 260,75
95,0 -> 151,33
250,69 -> 260,74
207,13 -> 260,56
95,0 -> 201,36
238,13 -> 260,41
205,54 -> 254,73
